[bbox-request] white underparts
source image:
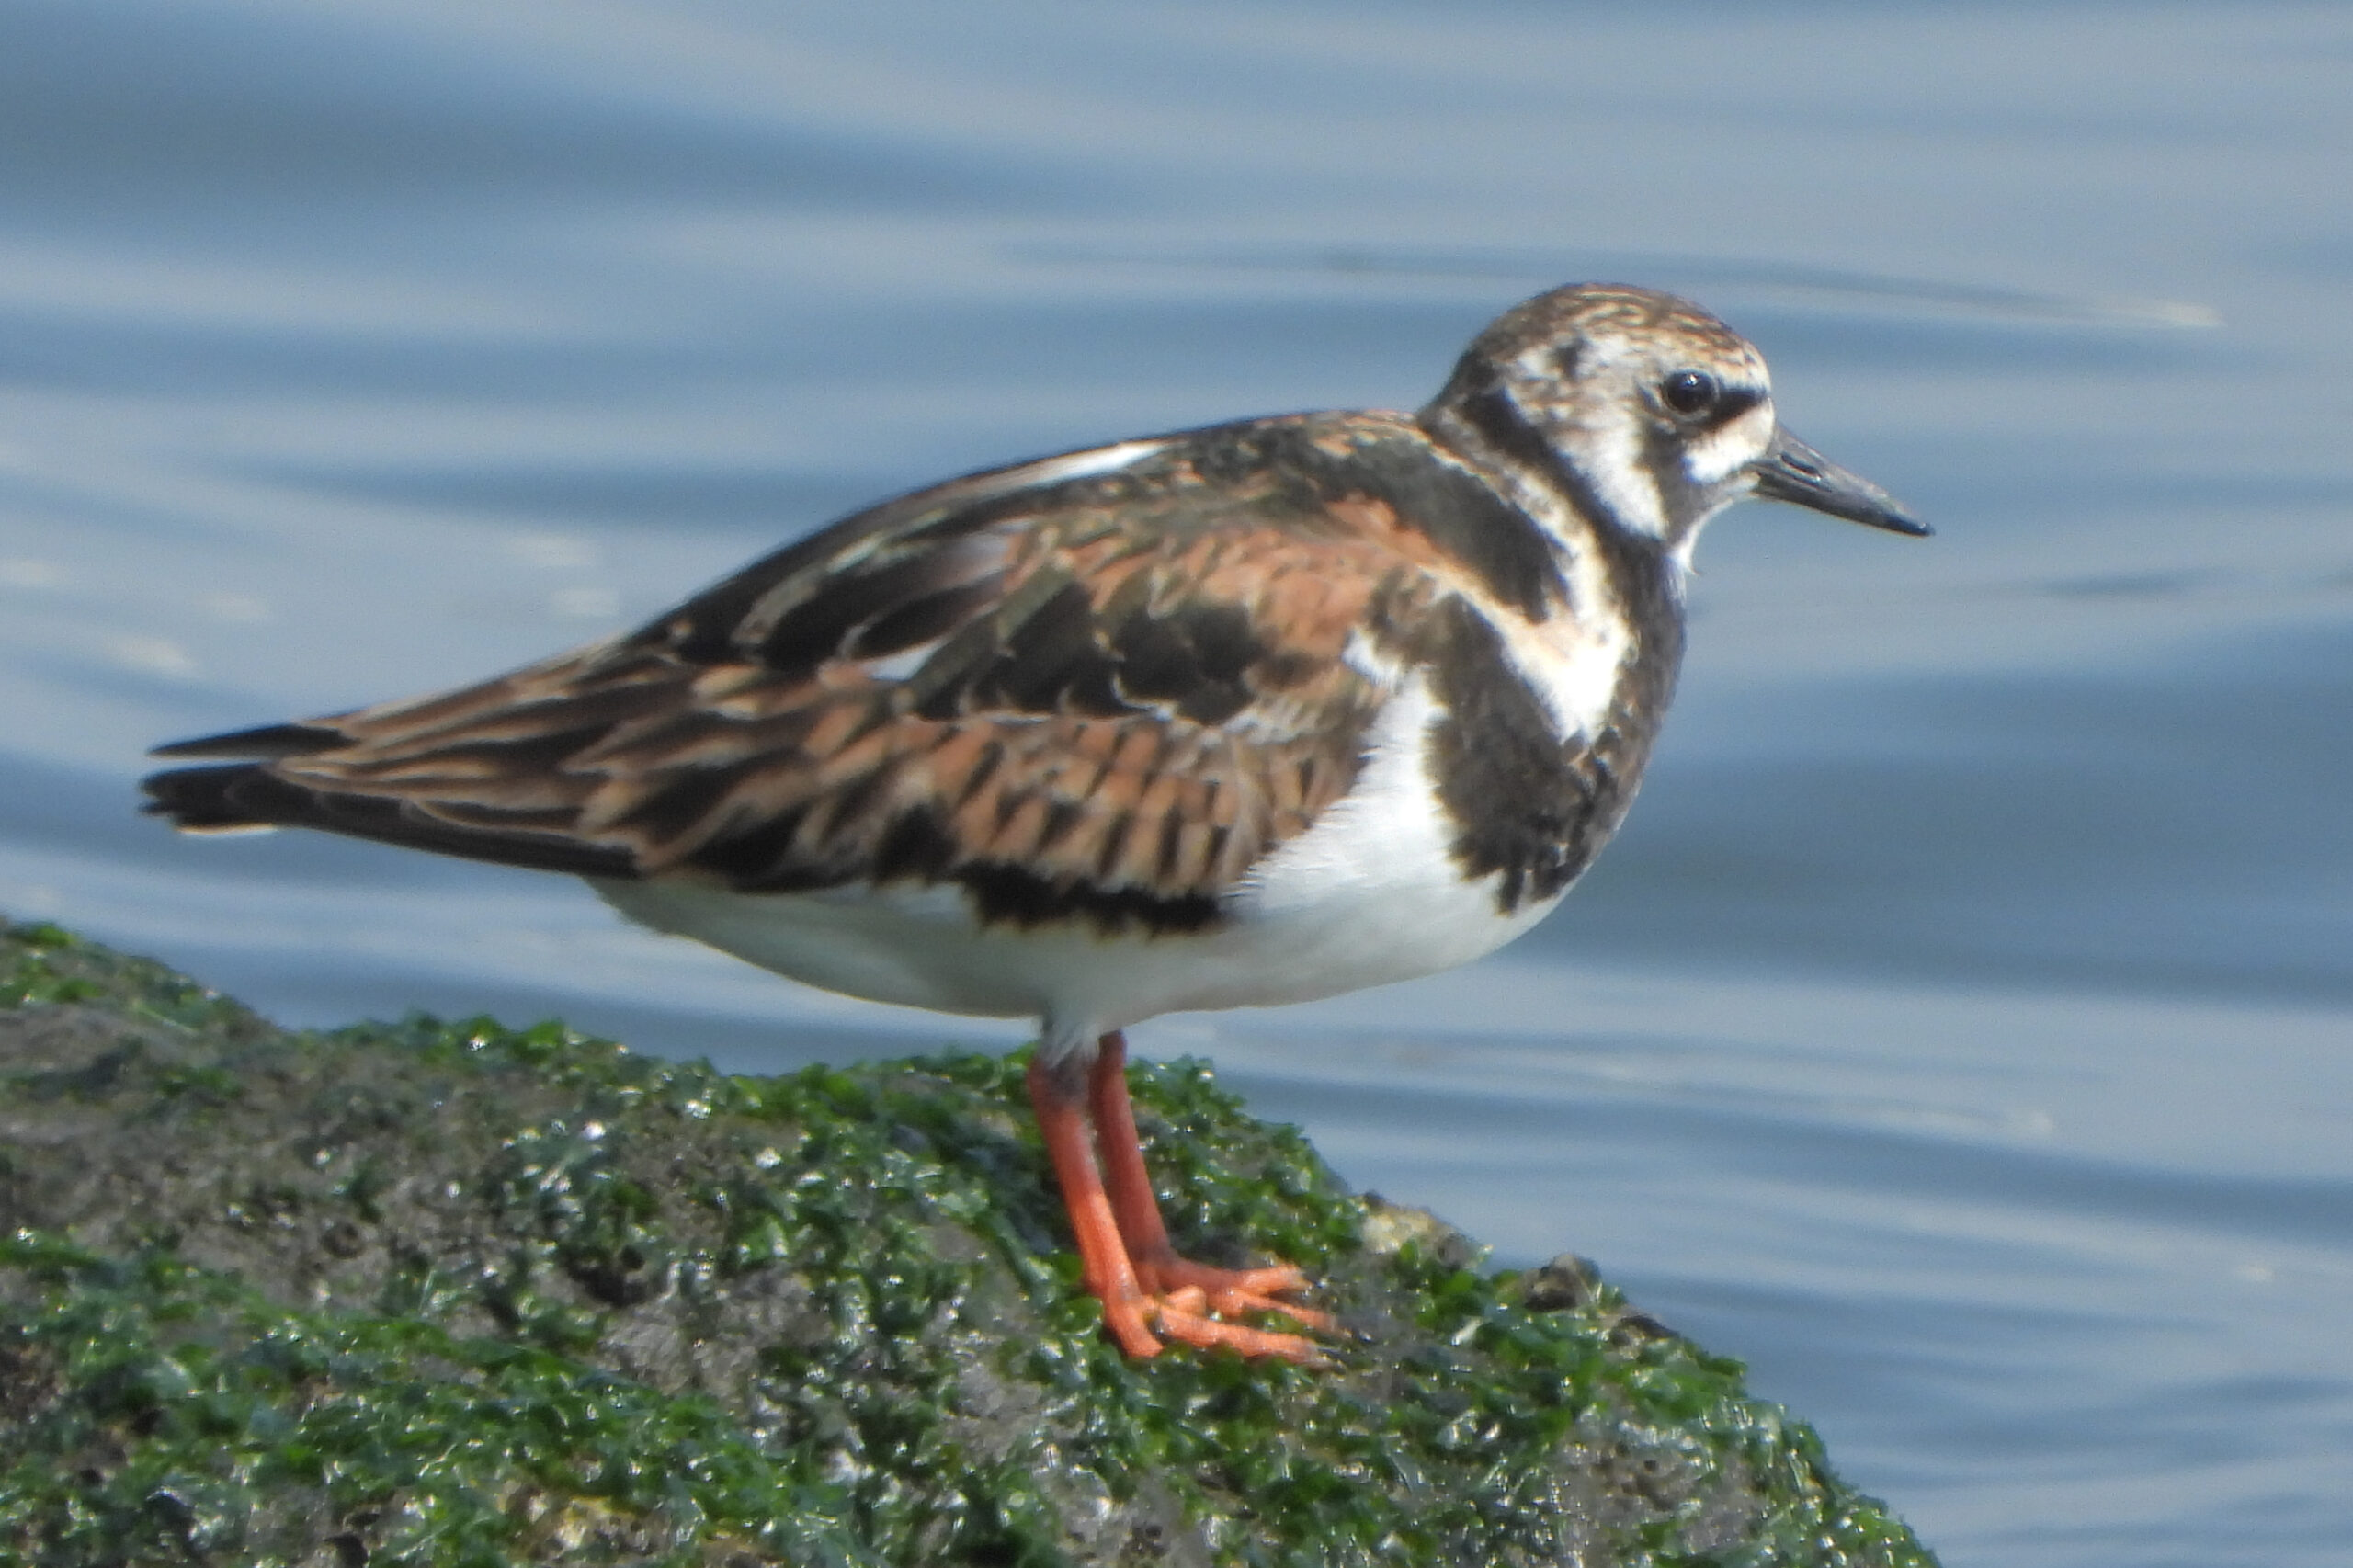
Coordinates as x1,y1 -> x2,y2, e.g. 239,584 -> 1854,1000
1228,674 -> 1560,978
589,676 -> 1562,1064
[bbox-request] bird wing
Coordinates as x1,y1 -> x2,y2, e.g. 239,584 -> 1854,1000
143,412 -> 1528,926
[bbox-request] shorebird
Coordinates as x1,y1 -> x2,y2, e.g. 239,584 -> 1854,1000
144,283 -> 1925,1363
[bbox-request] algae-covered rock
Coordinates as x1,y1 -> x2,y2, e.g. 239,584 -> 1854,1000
0,918 -> 1937,1567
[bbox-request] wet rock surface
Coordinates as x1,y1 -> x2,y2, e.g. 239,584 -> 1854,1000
0,919 -> 1936,1566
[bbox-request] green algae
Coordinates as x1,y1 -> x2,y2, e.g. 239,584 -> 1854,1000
0,1235 -> 864,1567
0,918 -> 1938,1566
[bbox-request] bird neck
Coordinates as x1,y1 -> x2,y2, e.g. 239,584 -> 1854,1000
1421,381 -> 1697,561
1418,389 -> 1690,635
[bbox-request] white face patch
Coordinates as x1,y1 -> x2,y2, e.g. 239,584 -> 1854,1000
1680,400 -> 1777,489
1581,406 -> 1669,540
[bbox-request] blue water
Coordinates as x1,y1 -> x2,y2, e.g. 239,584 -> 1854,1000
2,3 -> 2348,1561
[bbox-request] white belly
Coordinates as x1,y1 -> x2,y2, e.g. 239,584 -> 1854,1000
590,678 -> 1562,1054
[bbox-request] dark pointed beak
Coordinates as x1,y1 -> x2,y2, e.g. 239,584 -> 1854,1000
1751,427 -> 1929,537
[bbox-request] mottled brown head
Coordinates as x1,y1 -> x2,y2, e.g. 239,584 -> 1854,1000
1423,283 -> 1924,557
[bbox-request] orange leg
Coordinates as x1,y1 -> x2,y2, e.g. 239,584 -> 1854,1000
1028,1049 -> 1164,1358
1027,1036 -> 1332,1363
1088,1033 -> 1338,1335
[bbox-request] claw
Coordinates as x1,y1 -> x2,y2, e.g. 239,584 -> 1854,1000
1152,1298 -> 1333,1366
1137,1255 -> 1340,1335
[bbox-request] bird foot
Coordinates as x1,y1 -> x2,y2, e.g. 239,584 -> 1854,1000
1097,1276 -> 1334,1366
1033,1034 -> 1340,1365
1153,1292 -> 1333,1365
1135,1255 -> 1340,1335
1088,1253 -> 1337,1364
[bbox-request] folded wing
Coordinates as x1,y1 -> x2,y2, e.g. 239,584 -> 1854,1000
145,418 -> 1472,925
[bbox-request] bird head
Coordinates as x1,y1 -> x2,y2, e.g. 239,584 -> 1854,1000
1424,283 -> 1927,561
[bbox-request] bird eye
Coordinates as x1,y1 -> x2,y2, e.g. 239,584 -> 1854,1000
1661,369 -> 1719,416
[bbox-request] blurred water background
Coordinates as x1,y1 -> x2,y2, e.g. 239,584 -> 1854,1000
2,3 -> 2348,1562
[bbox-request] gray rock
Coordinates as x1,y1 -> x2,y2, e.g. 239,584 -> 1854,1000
0,918 -> 1937,1567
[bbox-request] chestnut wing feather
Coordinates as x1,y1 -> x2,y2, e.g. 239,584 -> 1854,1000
143,418 -> 1466,922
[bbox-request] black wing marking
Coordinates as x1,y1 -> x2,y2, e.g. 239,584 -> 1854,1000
144,414 -> 1569,927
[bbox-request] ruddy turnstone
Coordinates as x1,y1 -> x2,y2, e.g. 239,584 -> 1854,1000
144,283 -> 1924,1364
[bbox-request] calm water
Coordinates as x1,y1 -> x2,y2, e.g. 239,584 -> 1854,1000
3,3 -> 2348,1561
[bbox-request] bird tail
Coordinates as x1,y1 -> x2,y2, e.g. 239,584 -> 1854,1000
141,722 -> 347,832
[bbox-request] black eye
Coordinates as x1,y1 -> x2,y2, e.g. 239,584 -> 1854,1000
1661,369 -> 1718,415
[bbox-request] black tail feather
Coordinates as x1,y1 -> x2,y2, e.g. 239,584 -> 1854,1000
148,722 -> 348,760
140,762 -> 301,830
140,762 -> 635,878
